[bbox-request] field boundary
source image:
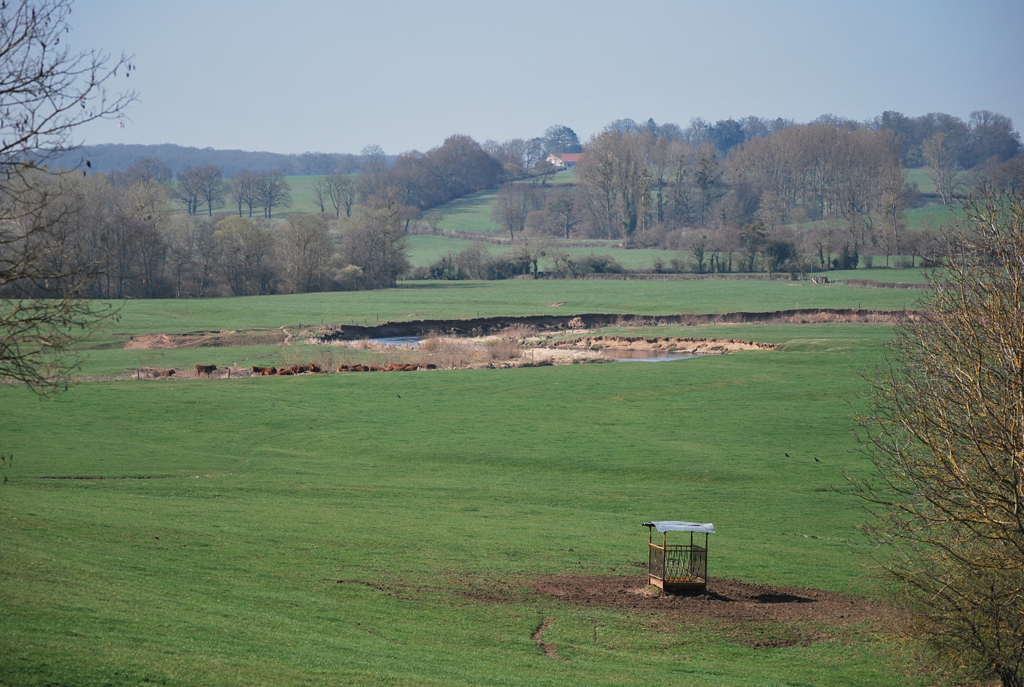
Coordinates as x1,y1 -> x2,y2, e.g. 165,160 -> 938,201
408,225 -> 625,249
841,279 -> 929,289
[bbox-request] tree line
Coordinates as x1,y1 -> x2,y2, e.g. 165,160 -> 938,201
0,169 -> 414,300
5,112 -> 1022,305
479,113 -> 1022,278
2,127 -> 595,303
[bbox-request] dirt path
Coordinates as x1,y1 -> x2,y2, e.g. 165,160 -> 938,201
531,617 -> 568,661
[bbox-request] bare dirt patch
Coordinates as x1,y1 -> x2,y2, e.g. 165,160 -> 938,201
451,573 -> 891,649
124,330 -> 286,350
543,335 -> 776,356
528,575 -> 877,622
524,575 -> 891,648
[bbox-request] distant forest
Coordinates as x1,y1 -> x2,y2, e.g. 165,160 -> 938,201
47,143 -> 363,177
49,109 -> 1022,177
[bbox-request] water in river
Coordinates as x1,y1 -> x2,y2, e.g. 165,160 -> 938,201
592,349 -> 699,363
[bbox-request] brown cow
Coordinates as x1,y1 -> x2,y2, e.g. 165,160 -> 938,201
156,369 -> 175,378
276,368 -> 294,376
424,364 -> 438,370
337,365 -> 350,372
262,367 -> 278,376
308,363 -> 321,373
195,365 -> 217,376
252,366 -> 272,374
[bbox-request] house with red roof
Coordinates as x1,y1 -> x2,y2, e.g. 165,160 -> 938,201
546,152 -> 583,169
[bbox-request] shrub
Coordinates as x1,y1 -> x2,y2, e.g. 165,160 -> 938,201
485,337 -> 521,361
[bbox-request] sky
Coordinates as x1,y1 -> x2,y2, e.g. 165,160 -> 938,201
68,0 -> 1024,156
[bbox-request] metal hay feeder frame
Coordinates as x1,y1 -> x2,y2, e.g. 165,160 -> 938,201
643,521 -> 715,592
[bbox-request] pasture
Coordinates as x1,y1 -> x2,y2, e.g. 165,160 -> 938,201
0,281 -> 931,685
95,279 -> 924,334
406,235 -> 683,272
432,189 -> 503,235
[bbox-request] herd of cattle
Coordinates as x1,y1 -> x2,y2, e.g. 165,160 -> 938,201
146,362 -> 439,379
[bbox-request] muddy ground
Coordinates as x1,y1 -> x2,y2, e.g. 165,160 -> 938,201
124,329 -> 288,349
460,574 -> 892,650
525,575 -> 883,627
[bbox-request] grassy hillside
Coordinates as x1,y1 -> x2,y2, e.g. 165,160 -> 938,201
406,235 -> 678,271
433,189 -> 503,234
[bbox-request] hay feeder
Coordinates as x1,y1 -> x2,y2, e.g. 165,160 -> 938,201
643,521 -> 715,592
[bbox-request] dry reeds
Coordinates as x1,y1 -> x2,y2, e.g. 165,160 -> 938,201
498,324 -> 537,339
421,331 -> 442,352
485,337 -> 522,361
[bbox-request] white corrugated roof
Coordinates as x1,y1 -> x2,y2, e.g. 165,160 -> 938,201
643,521 -> 716,534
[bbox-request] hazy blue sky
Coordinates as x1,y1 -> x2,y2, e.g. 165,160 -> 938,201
69,0 -> 1024,155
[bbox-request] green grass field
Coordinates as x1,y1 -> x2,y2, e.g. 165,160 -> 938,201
904,167 -> 973,196
406,235 -> 681,271
406,235 -> 484,267
0,273 -> 940,685
171,175 -> 329,218
816,267 -> 930,283
2,313 -> 922,685
433,189 -> 504,234
90,279 -> 922,336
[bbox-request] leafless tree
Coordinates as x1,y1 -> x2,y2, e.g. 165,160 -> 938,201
879,165 -> 912,265
491,182 -> 541,239
546,187 -> 579,239
214,216 -> 276,295
0,0 -> 135,395
193,164 -> 224,217
358,144 -> 390,200
684,230 -> 708,273
575,130 -> 655,241
340,192 -> 410,289
279,213 -> 331,293
255,170 -> 291,219
113,156 -> 171,188
299,152 -> 337,214
920,132 -> 962,205
852,186 -> 1024,687
325,172 -> 357,218
228,169 -> 260,217
693,143 -> 724,226
174,166 -> 204,215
